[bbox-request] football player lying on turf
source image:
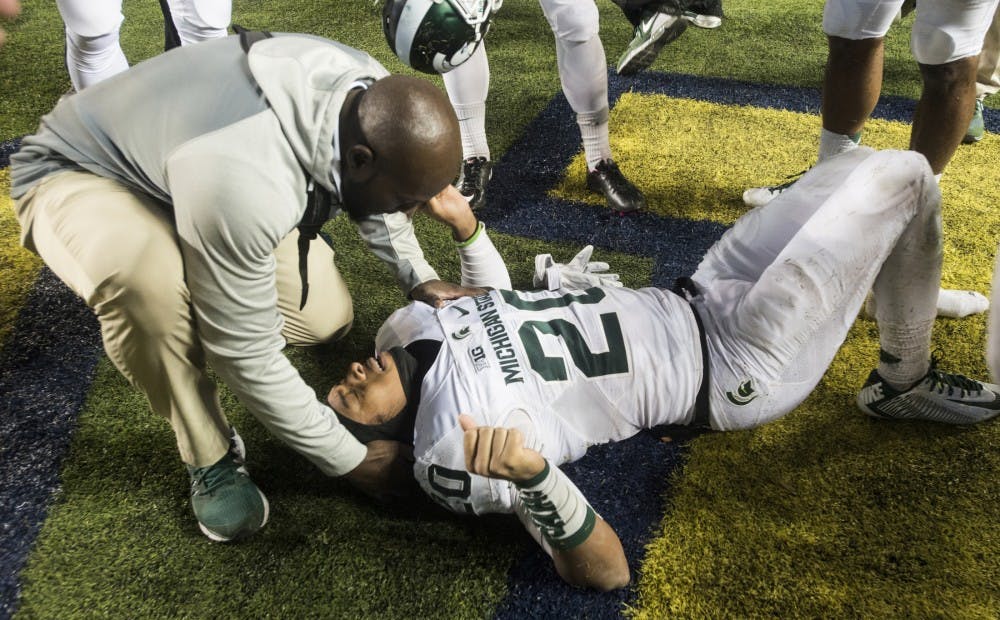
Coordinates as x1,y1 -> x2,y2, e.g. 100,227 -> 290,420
330,148 -> 1000,591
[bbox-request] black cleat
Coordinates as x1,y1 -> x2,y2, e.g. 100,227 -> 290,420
586,159 -> 646,214
456,156 -> 492,210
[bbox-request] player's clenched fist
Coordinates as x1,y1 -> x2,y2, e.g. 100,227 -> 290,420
458,414 -> 546,483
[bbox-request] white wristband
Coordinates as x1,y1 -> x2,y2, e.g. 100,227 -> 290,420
457,222 -> 512,289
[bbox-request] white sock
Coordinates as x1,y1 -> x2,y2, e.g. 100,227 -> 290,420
936,288 -> 989,318
453,102 -> 490,160
818,128 -> 861,162
443,45 -> 491,160
864,287 -> 989,319
553,34 -> 611,170
877,321 -> 933,390
577,109 -> 611,170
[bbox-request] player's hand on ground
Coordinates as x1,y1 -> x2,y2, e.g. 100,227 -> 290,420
458,414 -> 546,483
410,279 -> 487,307
422,185 -> 478,242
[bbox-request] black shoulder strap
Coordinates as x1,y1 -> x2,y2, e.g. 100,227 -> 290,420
232,25 -> 335,311
296,182 -> 334,310
232,24 -> 273,52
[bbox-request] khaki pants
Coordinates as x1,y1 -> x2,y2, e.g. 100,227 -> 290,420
15,170 -> 353,467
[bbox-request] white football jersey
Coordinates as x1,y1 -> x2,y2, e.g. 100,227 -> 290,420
378,286 -> 702,516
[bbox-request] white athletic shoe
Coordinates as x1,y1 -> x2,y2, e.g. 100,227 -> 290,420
742,170 -> 806,208
857,365 -> 1000,425
682,11 -> 722,29
616,10 -> 688,76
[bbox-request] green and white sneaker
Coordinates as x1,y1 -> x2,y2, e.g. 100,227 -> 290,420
857,366 -> 1000,425
963,98 -> 985,144
187,450 -> 269,542
616,9 -> 688,76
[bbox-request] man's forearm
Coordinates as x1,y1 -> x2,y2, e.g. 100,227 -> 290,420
514,462 -> 630,591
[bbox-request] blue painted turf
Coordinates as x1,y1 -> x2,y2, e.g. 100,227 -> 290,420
0,270 -> 102,620
2,70 -> 998,618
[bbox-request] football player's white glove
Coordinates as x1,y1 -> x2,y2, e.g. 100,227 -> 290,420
533,246 -> 623,291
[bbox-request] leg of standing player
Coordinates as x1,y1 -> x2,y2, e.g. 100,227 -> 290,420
161,0 -> 231,48
966,6 -> 999,143
56,0 -> 128,91
611,0 -> 690,76
745,0 -> 998,207
442,44 -> 492,210
539,0 -> 647,213
906,0 -> 998,172
821,0 -> 998,173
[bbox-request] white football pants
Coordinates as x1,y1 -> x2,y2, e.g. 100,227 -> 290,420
692,148 -> 942,431
57,0 -> 231,91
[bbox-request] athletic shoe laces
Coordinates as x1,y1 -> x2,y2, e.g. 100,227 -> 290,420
190,459 -> 239,496
460,158 -> 487,196
924,357 -> 983,397
771,168 -> 808,191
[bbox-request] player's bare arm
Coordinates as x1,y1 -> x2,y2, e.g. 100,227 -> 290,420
408,185 -> 491,305
422,185 -> 479,242
458,415 -> 630,591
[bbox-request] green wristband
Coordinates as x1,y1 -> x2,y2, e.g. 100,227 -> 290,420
456,220 -> 484,248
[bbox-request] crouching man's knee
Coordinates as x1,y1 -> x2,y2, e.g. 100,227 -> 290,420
275,231 -> 354,347
89,233 -> 192,341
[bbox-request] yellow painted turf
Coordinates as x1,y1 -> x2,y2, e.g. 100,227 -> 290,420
556,95 -> 1000,617
0,169 -> 42,344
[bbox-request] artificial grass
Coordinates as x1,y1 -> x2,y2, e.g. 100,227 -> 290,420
0,0 -> 943,144
0,170 -> 41,345
3,0 -> 999,618
555,94 -> 1000,292
634,317 -> 1000,618
609,103 -> 1000,617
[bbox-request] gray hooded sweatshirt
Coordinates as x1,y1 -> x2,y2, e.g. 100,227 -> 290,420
11,34 -> 439,475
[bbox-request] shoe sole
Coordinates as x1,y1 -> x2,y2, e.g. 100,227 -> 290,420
617,19 -> 688,76
198,488 -> 270,543
962,134 -> 983,144
683,12 -> 722,28
585,178 -> 645,214
858,395 -> 1000,425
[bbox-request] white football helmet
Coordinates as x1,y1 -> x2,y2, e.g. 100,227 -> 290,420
383,0 -> 503,74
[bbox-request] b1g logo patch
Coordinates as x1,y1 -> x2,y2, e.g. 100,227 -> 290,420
469,345 -> 489,372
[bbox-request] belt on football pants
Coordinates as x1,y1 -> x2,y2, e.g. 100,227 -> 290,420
672,277 -> 712,429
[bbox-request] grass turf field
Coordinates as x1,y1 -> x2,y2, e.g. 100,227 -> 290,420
2,0 -> 999,618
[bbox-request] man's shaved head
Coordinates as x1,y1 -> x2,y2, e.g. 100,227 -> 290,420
362,76 -> 461,190
338,75 -> 462,217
